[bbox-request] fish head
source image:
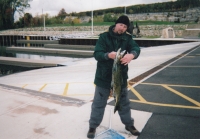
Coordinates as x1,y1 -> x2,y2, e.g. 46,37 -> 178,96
114,48 -> 126,63
115,48 -> 121,61
120,50 -> 126,58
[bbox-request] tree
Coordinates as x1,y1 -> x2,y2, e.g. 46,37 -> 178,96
79,12 -> 86,17
0,0 -> 32,30
24,13 -> 32,27
73,18 -> 80,24
57,8 -> 67,20
0,0 -> 13,29
93,16 -> 103,22
129,9 -> 133,14
64,16 -> 73,24
103,13 -> 116,22
30,13 -> 43,27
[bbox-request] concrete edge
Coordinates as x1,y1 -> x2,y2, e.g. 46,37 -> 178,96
0,83 -> 86,107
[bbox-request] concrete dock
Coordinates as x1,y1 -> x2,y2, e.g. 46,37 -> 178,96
44,44 -> 95,51
0,42 -> 200,139
16,40 -> 59,44
0,56 -> 64,68
6,47 -> 93,58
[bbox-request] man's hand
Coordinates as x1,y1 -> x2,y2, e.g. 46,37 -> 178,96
108,51 -> 117,59
120,54 -> 134,65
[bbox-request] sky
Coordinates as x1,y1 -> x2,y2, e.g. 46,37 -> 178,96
15,0 -> 176,20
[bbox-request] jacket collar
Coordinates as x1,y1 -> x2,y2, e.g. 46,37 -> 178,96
108,25 -> 127,40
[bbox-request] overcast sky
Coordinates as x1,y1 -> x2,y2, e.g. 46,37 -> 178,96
15,0 -> 175,20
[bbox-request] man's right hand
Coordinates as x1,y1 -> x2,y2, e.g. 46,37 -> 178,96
108,51 -> 117,59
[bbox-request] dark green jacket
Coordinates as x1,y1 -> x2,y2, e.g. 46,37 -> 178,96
94,25 -> 140,89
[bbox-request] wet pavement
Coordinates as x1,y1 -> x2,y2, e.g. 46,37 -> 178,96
128,45 -> 200,139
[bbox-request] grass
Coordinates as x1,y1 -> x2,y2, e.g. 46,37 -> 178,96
45,22 -> 114,27
44,21 -> 197,27
45,24 -> 71,27
135,20 -> 183,25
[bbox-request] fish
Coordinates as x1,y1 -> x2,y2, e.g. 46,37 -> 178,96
111,48 -> 126,113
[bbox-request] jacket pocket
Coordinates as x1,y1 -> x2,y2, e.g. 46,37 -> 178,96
122,66 -> 128,79
101,68 -> 112,78
95,66 -> 111,81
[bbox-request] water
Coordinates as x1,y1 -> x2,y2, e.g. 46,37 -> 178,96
0,45 -> 15,57
15,53 -> 83,66
0,45 -> 83,63
0,45 -> 84,75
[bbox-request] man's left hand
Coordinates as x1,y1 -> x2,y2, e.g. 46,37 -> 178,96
120,54 -> 134,65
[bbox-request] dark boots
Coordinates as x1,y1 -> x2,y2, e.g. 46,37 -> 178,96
87,128 -> 96,138
87,126 -> 140,138
125,126 -> 140,136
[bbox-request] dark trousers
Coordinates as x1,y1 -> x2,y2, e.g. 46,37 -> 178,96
89,86 -> 134,128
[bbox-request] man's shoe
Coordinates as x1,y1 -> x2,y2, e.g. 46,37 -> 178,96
87,128 -> 96,138
125,126 -> 140,136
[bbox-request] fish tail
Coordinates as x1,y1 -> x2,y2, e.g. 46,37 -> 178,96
114,99 -> 120,113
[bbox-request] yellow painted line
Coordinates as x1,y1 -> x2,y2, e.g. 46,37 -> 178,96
162,85 -> 200,107
130,99 -> 200,110
39,84 -> 47,92
129,82 -> 200,88
62,83 -> 69,96
128,84 -> 146,102
14,82 -> 93,85
22,84 -> 28,88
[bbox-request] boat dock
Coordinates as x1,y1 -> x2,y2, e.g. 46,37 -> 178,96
16,40 -> 59,44
0,42 -> 199,139
6,47 -> 93,58
0,56 -> 63,68
1,34 -> 200,46
44,44 -> 95,51
1,37 -> 200,75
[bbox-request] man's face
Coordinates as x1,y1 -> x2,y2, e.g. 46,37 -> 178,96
114,23 -> 128,34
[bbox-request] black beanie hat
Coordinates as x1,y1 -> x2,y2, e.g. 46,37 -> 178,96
115,15 -> 130,27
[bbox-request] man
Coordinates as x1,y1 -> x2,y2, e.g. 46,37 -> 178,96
87,15 -> 141,138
